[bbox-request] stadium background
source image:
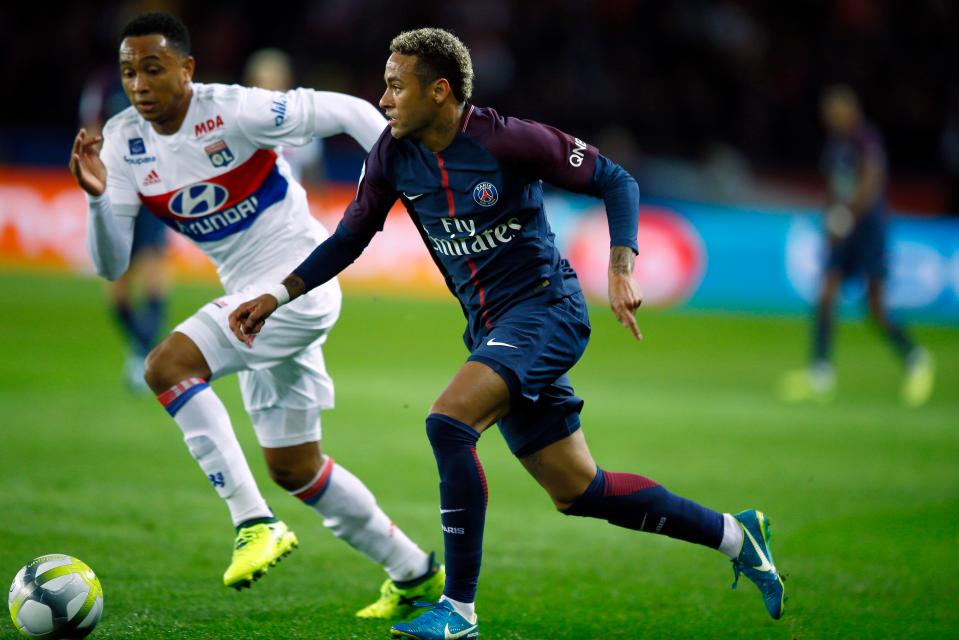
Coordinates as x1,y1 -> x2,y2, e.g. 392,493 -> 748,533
1,1 -> 957,639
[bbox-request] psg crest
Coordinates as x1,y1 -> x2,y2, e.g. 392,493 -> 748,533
473,181 -> 498,207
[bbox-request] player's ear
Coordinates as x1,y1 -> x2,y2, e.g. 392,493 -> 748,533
433,78 -> 451,105
182,55 -> 196,82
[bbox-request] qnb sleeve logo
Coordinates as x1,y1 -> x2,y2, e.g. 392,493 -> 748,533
472,181 -> 498,207
169,183 -> 230,217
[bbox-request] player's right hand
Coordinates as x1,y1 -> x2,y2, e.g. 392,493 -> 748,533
69,129 -> 107,196
229,295 -> 279,347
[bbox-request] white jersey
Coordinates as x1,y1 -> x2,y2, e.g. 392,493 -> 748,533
99,82 -> 384,292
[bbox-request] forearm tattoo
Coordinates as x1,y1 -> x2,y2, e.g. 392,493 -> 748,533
609,246 -> 635,275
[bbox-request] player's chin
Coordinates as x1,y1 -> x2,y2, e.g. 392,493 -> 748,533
134,107 -> 161,121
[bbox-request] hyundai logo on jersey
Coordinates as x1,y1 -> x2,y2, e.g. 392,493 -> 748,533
205,140 -> 235,168
473,181 -> 498,207
128,138 -> 146,155
169,183 -> 230,217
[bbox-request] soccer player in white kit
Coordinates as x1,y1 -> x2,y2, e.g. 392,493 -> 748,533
68,12 -> 444,618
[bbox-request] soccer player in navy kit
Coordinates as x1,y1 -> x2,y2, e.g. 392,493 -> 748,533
780,85 -> 934,406
231,29 -> 785,638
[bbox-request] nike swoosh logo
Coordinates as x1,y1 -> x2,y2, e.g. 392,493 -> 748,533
741,524 -> 775,572
486,338 -> 517,349
403,192 -> 425,201
445,622 -> 478,639
440,508 -> 465,514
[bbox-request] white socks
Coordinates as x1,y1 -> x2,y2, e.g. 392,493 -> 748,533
172,387 -> 272,526
718,513 -> 744,559
440,596 -> 476,622
291,457 -> 430,582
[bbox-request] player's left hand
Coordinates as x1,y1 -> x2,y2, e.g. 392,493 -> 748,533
609,272 -> 643,341
228,294 -> 279,347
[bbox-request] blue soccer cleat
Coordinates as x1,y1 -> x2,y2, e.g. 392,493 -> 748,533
390,599 -> 478,639
731,509 -> 785,619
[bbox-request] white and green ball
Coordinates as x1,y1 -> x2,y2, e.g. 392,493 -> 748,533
8,555 -> 103,639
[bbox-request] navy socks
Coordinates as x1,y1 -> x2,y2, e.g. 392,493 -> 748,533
562,469 -> 724,549
113,295 -> 166,355
426,413 -> 488,603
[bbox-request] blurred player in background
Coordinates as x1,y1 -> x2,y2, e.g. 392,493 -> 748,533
244,48 -> 324,185
780,85 -> 935,406
80,66 -> 169,392
231,28 -> 785,639
69,12 -> 443,618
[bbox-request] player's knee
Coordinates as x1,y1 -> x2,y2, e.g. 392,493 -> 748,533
266,458 -> 318,492
428,397 -> 470,424
143,342 -> 176,393
143,335 -> 208,394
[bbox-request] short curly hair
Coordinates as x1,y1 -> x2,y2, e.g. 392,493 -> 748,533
121,12 -> 191,56
390,28 -> 473,103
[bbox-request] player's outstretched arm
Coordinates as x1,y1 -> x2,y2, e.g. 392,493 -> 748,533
609,245 -> 643,341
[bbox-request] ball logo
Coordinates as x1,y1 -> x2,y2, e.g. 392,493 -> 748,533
169,182 -> 229,217
473,181 -> 498,207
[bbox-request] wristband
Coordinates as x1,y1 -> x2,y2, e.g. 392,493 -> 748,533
267,283 -> 291,306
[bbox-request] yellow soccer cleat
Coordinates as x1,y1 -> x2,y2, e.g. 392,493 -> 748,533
356,555 -> 445,620
223,520 -> 298,590
902,348 -> 935,407
778,365 -> 835,404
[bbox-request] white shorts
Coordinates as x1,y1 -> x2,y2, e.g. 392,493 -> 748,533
174,280 -> 342,448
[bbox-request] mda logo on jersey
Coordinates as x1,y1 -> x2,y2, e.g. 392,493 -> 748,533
169,182 -> 230,217
205,140 -> 235,168
473,181 -> 498,207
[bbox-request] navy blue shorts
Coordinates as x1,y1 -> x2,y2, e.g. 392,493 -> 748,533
467,292 -> 591,458
827,215 -> 887,279
131,210 -> 169,255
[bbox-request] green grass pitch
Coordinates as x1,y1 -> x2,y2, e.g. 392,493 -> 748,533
2,271 -> 957,639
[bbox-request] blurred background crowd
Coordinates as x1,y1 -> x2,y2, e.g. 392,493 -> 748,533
2,0 -> 957,213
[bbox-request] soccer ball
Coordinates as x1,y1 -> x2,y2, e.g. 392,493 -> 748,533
8,555 -> 103,639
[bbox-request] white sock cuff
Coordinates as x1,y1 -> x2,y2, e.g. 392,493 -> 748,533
718,513 -> 744,559
289,456 -> 335,504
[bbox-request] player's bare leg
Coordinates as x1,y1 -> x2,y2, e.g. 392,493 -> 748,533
519,430 -> 596,508
866,278 -> 933,405
430,361 -> 512,431
144,332 -> 289,589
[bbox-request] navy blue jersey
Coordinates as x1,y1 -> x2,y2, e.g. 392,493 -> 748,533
294,105 -> 638,337
821,123 -> 888,221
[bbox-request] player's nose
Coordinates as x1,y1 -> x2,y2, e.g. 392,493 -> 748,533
131,73 -> 149,92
